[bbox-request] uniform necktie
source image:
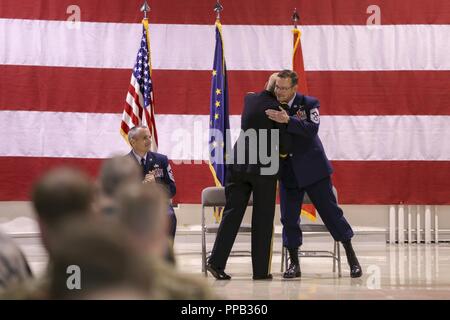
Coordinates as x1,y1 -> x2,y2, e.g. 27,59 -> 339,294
141,158 -> 146,175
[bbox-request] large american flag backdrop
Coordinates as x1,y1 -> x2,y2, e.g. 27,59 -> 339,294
0,0 -> 449,205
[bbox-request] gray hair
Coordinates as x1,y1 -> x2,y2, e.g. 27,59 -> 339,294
127,125 -> 148,142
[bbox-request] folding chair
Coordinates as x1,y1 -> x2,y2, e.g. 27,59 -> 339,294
280,186 -> 342,277
201,186 -> 253,275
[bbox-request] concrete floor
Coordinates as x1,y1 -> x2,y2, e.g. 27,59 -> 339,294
10,232 -> 450,300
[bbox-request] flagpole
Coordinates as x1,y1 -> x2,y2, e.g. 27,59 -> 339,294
210,0 -> 227,223
140,0 -> 158,150
292,8 -> 301,76
291,8 -> 315,221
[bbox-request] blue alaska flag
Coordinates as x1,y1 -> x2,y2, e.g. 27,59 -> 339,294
209,21 -> 230,189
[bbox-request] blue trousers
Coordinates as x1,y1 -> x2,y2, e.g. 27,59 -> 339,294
280,163 -> 354,249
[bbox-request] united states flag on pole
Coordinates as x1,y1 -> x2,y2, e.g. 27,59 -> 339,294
120,19 -> 158,151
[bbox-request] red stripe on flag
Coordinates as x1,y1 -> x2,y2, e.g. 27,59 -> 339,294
0,157 -> 449,204
332,161 -> 450,205
127,83 -> 143,109
127,84 -> 144,119
120,120 -> 131,135
2,66 -> 450,116
123,102 -> 140,127
1,0 -> 449,25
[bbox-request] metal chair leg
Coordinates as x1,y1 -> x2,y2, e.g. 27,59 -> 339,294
201,206 -> 207,276
337,241 -> 342,278
333,241 -> 337,273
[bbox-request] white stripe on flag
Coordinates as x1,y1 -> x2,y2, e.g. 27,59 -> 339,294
1,111 -> 449,161
1,19 -> 449,71
120,107 -> 135,128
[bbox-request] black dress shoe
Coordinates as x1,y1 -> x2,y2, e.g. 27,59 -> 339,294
206,263 -> 231,280
342,240 -> 363,278
350,264 -> 362,278
283,263 -> 301,279
252,274 -> 273,280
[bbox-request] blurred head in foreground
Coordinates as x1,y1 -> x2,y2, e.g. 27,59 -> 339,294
96,156 -> 142,215
31,167 -> 96,252
116,182 -> 169,258
48,218 -> 151,300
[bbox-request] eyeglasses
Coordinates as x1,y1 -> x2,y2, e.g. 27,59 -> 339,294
275,85 -> 293,92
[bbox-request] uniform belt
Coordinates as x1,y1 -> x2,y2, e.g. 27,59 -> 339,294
280,153 -> 293,159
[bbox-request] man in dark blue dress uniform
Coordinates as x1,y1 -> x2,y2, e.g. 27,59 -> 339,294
266,70 -> 362,278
